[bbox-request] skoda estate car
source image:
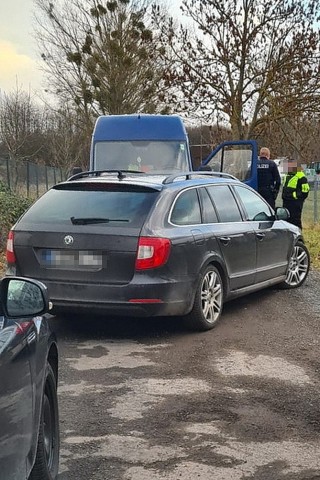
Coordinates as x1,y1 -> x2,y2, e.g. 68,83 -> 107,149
0,276 -> 59,480
6,170 -> 310,331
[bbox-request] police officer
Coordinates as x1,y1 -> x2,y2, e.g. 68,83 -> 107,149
257,147 -> 281,209
282,160 -> 310,229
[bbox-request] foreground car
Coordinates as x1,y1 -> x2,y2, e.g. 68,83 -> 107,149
0,277 -> 59,479
6,170 -> 310,331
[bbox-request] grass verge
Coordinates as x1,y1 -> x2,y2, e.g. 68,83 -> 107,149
303,223 -> 320,270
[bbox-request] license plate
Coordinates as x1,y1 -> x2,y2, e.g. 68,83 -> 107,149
40,250 -> 102,268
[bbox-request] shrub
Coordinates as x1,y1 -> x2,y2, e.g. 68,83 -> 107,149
0,182 -> 33,249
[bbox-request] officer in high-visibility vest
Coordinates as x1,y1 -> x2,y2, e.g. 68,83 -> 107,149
282,160 -> 310,229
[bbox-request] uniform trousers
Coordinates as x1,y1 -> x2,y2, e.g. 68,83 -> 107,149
283,199 -> 304,229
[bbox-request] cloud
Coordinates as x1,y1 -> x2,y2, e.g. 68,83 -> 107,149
0,40 -> 41,93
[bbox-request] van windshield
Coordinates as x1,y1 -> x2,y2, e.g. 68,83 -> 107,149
94,141 -> 190,173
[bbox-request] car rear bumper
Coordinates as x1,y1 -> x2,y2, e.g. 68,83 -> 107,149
37,276 -> 196,317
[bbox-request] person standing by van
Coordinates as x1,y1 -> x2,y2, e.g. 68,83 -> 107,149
282,160 -> 310,229
257,147 -> 281,209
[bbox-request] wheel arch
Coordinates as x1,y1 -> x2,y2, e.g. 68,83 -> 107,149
47,341 -> 59,387
200,254 -> 229,298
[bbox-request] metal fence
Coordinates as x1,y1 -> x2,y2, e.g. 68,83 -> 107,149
0,155 -> 318,223
302,177 -> 319,225
0,156 -> 66,197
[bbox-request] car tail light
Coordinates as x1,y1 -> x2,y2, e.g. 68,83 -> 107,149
15,321 -> 34,335
6,230 -> 16,264
135,237 -> 171,270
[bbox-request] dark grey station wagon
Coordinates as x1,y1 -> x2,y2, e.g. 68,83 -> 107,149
6,171 -> 310,331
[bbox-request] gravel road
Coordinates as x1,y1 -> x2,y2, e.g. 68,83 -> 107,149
51,270 -> 320,480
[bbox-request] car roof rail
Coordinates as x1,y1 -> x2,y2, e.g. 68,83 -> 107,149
67,170 -> 149,181
162,171 -> 238,184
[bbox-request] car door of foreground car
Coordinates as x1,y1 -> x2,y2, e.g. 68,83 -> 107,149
0,315 -> 34,480
233,185 -> 292,283
205,185 -> 257,291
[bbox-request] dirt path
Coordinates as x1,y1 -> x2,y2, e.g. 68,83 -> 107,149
50,269 -> 320,480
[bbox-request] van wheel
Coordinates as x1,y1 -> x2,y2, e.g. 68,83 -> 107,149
29,363 -> 59,480
280,241 -> 310,289
186,265 -> 223,331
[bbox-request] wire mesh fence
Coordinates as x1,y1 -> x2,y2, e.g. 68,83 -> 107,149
0,156 -> 66,197
0,154 -> 318,223
302,178 -> 319,225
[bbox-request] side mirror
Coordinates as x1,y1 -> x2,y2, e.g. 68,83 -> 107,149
199,164 -> 212,171
0,278 -> 51,318
69,166 -> 83,177
275,207 -> 290,221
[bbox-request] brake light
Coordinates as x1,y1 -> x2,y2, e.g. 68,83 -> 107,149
16,321 -> 34,335
6,230 -> 16,264
135,237 -> 171,270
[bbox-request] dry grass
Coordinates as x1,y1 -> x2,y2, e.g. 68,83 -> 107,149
303,223 -> 320,270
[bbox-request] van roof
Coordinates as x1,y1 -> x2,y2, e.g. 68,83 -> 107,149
92,114 -> 188,142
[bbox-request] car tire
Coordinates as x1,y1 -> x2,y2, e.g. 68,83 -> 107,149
280,240 -> 310,289
185,265 -> 223,331
29,363 -> 60,480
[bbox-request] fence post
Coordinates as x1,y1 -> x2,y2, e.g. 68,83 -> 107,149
27,162 -> 30,197
314,175 -> 318,224
36,164 -> 39,197
45,166 -> 49,191
6,157 -> 10,190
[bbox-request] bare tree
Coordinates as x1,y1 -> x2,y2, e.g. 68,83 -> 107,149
153,0 -> 320,139
0,87 -> 47,161
43,105 -> 92,171
34,0 -> 171,118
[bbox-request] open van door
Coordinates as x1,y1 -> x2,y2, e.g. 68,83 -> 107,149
200,140 -> 258,191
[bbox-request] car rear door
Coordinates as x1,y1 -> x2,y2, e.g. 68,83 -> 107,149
0,316 -> 34,480
205,184 -> 257,291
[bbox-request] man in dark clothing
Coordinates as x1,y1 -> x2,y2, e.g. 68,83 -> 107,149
257,147 -> 281,209
282,161 -> 310,229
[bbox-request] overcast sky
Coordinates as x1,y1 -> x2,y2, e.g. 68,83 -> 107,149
0,0 -> 42,95
0,0 -> 183,98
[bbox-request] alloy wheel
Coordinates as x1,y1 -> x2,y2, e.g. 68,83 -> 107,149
200,269 -> 223,324
285,244 -> 309,287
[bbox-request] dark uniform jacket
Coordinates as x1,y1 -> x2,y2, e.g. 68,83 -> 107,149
257,157 -> 281,197
257,157 -> 281,209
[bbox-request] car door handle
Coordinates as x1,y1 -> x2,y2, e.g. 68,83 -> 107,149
256,232 -> 265,240
219,236 -> 231,245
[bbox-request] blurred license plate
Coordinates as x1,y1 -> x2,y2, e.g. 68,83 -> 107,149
41,250 -> 102,268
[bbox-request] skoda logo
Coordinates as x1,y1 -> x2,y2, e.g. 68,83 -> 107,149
64,235 -> 74,246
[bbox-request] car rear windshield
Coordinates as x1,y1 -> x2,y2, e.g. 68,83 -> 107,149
18,183 -> 159,228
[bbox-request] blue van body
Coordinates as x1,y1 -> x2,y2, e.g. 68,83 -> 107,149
90,113 -> 258,190
90,114 -> 193,173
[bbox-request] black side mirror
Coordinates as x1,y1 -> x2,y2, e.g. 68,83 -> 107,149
199,164 -> 212,171
70,167 -> 83,177
0,278 -> 51,318
275,207 -> 290,221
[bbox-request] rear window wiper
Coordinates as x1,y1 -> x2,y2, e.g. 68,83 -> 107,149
70,217 -> 129,225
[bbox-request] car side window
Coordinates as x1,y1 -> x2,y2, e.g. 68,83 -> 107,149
234,185 -> 272,221
206,185 -> 242,222
199,187 -> 219,223
171,189 -> 201,225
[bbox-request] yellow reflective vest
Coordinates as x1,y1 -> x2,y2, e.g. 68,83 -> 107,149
282,172 -> 310,201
